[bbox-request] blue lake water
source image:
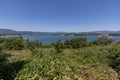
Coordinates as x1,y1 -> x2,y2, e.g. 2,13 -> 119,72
2,35 -> 120,44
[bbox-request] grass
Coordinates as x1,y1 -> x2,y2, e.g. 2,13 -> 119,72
7,49 -> 31,62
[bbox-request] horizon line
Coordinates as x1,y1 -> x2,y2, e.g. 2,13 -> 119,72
0,28 -> 120,33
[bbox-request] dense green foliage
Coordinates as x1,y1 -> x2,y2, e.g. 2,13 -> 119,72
108,47 -> 120,78
0,34 -> 120,80
0,48 -> 10,79
64,37 -> 88,48
0,48 -> 8,64
15,45 -> 120,80
0,36 -> 24,50
0,37 -> 42,50
53,40 -> 64,53
26,39 -> 42,49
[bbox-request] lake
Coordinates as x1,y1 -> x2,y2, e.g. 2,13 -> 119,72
2,35 -> 120,44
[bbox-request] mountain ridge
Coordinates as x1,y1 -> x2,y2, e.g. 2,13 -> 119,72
0,29 -> 120,36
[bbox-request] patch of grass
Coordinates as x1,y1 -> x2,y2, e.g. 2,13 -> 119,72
7,50 -> 31,62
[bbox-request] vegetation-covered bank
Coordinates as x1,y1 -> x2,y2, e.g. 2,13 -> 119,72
0,35 -> 120,80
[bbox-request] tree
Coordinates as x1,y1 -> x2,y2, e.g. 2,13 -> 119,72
4,37 -> 24,50
64,37 -> 88,48
96,34 -> 114,45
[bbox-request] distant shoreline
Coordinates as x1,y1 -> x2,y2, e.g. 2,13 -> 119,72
1,29 -> 120,36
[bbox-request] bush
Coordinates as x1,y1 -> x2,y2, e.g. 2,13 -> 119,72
0,48 -> 9,64
26,40 -> 42,49
30,47 -> 44,58
4,36 -> 24,50
0,48 -> 10,79
96,34 -> 114,45
64,37 -> 88,48
108,51 -> 120,77
54,40 -> 64,53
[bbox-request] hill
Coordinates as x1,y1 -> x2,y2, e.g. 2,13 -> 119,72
0,29 -> 17,34
0,28 -> 120,36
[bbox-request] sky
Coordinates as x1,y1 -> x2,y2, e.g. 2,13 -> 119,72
0,0 -> 120,32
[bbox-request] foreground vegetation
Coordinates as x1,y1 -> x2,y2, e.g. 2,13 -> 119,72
0,34 -> 120,80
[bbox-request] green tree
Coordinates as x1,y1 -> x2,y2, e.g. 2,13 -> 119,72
4,37 -> 24,50
64,37 -> 88,48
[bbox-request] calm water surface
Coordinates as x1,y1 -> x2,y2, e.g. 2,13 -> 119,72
3,35 -> 120,44
23,35 -> 98,44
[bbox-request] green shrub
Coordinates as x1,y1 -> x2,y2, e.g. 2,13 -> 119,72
30,47 -> 44,58
4,37 -> 24,50
26,39 -> 42,49
96,34 -> 114,45
64,37 -> 88,48
54,40 -> 64,53
0,48 -> 10,79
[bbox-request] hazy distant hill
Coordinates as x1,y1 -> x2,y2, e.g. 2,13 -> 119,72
0,29 -> 17,34
0,29 -> 120,36
0,29 -> 65,35
91,31 -> 120,34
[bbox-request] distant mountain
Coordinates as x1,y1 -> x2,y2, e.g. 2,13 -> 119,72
91,31 -> 120,34
0,29 -> 17,34
0,29 -> 66,35
0,29 -> 120,36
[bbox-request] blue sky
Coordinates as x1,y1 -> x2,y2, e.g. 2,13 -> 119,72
0,0 -> 120,32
